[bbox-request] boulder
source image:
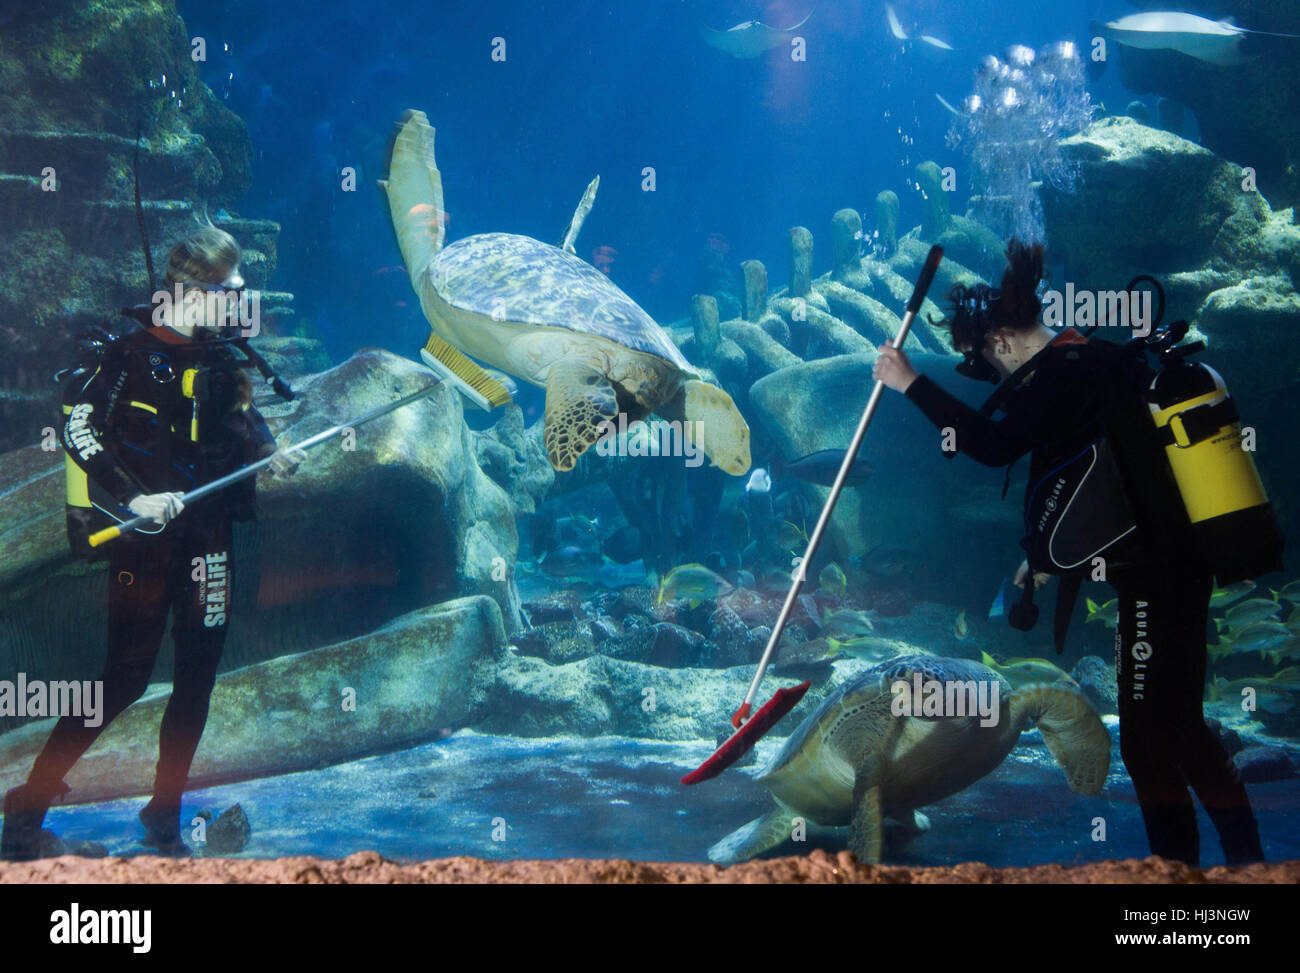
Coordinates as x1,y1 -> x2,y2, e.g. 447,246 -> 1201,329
481,652 -> 805,740
0,596 -> 508,804
748,353 -> 964,569
1041,118 -> 1272,295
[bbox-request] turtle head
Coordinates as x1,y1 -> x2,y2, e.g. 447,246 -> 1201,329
681,379 -> 751,476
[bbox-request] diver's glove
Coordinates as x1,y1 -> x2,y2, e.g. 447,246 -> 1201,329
1013,558 -> 1051,590
127,492 -> 185,526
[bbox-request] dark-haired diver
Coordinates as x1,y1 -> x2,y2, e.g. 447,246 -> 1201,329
871,240 -> 1265,866
1,225 -> 305,861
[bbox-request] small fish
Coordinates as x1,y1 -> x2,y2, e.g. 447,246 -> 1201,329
591,244 -> 618,274
656,563 -> 734,607
539,545 -> 603,578
777,520 -> 808,551
825,635 -> 902,662
1263,638 -> 1300,667
1210,580 -> 1256,609
1271,579 -> 1300,603
735,569 -> 756,589
773,449 -> 873,487
821,607 -> 877,640
857,545 -> 914,579
555,514 -> 600,545
818,562 -> 847,600
981,651 -> 1078,689
697,12 -> 813,60
953,610 -> 969,640
1085,597 -> 1118,628
1211,674 -> 1298,712
745,468 -> 772,494
1223,598 -> 1282,630
1209,621 -> 1291,660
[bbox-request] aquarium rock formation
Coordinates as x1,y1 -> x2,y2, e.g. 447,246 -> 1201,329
0,596 -> 509,803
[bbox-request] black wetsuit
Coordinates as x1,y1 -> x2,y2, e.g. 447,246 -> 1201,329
16,314 -> 274,844
903,330 -> 1263,866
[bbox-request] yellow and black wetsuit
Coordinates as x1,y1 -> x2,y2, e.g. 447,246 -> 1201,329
3,307 -> 275,859
904,329 -> 1264,866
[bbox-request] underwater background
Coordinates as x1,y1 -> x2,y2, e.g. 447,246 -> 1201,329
1,0 -> 1299,866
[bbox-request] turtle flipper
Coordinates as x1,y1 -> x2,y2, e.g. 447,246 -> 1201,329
381,110 -> 446,286
662,379 -> 751,476
1011,684 -> 1111,796
543,359 -> 618,472
707,805 -> 798,864
848,754 -> 884,864
560,176 -> 600,254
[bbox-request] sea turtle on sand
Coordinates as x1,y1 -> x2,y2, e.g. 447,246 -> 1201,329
708,655 -> 1110,864
381,109 -> 751,475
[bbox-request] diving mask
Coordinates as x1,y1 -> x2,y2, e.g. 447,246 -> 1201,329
953,286 -> 1002,383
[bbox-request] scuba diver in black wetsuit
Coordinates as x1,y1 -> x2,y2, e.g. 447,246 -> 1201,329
872,240 -> 1269,867
1,225 -> 305,861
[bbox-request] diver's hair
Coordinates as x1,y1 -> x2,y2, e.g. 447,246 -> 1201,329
933,237 -> 1046,349
936,281 -> 1000,352
996,238 -> 1046,331
164,223 -> 241,287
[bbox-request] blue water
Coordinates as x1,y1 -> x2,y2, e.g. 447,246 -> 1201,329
46,726 -> 1300,866
176,0 -> 1138,356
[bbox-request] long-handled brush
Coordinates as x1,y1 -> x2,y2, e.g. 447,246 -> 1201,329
420,332 -> 513,410
682,245 -> 945,786
89,335 -> 513,549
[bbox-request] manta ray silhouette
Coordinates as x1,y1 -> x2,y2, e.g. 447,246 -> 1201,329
697,10 -> 813,59
1092,11 -> 1300,68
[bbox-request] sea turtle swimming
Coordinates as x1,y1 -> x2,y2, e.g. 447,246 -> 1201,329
381,110 -> 751,475
708,655 -> 1110,864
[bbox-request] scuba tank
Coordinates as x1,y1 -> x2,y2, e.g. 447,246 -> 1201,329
1147,349 -> 1283,585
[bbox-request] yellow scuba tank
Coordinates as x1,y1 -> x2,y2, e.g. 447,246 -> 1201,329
1148,357 -> 1283,585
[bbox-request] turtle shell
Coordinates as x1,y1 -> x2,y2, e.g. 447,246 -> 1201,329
762,656 -> 1011,777
429,232 -> 693,372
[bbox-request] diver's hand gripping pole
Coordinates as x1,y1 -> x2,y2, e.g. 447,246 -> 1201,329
731,245 -> 944,728
87,380 -> 443,548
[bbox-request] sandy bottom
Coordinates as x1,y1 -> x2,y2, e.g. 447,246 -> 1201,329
2,850 -> 1297,884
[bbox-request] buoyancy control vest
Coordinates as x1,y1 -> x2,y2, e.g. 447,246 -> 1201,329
56,309 -> 283,560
